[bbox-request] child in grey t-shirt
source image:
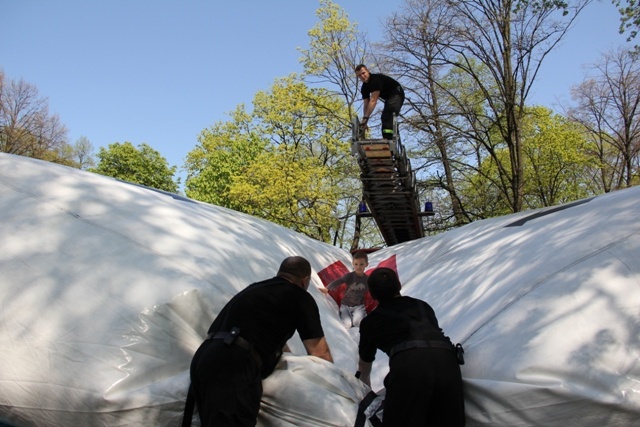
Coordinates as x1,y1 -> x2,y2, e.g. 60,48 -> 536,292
321,251 -> 369,328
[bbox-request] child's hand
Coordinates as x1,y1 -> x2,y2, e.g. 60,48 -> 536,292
319,287 -> 329,294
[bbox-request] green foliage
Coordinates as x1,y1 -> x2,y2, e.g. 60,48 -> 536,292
253,75 -> 351,162
520,106 -> 593,206
184,75 -> 358,244
90,142 -> 179,193
513,1 -> 570,16
229,147 -> 340,242
298,0 -> 367,120
460,106 -> 594,218
40,145 -> 77,168
613,0 -> 640,41
185,105 -> 267,209
301,0 -> 356,76
185,1 -> 370,247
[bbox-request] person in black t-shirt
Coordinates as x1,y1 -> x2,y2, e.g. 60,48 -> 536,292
357,267 -> 465,427
189,256 -> 333,427
355,64 -> 405,140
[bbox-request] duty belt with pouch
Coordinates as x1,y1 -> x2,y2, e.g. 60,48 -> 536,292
390,339 -> 465,365
207,327 -> 263,370
181,328 -> 262,427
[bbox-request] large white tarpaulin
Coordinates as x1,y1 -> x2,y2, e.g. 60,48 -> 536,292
1,153 -> 639,426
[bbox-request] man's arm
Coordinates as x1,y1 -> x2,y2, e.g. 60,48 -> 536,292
362,91 -> 380,123
302,336 -> 333,363
357,357 -> 373,387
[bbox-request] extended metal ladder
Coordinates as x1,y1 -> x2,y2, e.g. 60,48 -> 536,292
351,115 -> 432,246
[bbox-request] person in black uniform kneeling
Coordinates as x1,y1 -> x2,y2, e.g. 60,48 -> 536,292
189,256 -> 333,427
357,267 -> 465,426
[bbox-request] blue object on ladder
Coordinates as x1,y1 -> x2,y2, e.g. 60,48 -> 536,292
424,201 -> 433,212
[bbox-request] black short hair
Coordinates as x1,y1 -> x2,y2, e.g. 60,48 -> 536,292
355,64 -> 367,72
278,256 -> 311,279
368,267 -> 401,301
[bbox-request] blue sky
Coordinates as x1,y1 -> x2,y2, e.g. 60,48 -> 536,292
1,1 -> 630,186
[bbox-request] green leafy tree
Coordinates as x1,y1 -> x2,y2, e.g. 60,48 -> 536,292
252,75 -> 359,243
90,142 -> 179,193
299,0 -> 368,115
185,75 -> 358,244
457,156 -> 515,219
460,106 -> 594,218
229,148 -> 339,241
185,105 -> 267,209
613,0 -> 640,43
520,106 -> 594,207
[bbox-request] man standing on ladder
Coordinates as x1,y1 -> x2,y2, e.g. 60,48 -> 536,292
355,64 -> 405,140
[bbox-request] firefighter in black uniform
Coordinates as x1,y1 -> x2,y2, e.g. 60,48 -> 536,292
188,256 -> 333,427
355,64 -> 405,140
357,267 -> 465,426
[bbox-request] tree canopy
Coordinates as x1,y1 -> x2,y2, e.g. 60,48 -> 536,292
569,48 -> 640,190
184,74 -> 362,244
613,0 -> 640,43
90,142 -> 179,193
380,0 -> 592,225
0,70 -> 69,163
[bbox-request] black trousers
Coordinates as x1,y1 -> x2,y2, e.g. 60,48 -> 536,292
381,91 -> 404,140
383,347 -> 465,426
190,339 -> 262,427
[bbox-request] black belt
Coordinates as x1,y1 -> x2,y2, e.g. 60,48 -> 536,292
207,331 -> 262,369
389,340 -> 454,358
